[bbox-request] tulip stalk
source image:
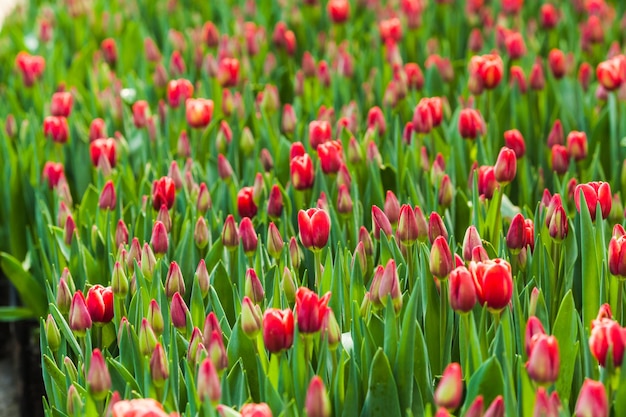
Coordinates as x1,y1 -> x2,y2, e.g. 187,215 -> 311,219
439,279 -> 450,369
609,93 -> 619,183
314,250 -> 323,290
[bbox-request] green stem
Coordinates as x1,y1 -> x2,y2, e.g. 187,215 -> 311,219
609,92 -> 619,183
619,280 -> 624,325
314,250 -> 323,291
255,334 -> 269,374
440,279 -> 449,370
268,353 -> 281,391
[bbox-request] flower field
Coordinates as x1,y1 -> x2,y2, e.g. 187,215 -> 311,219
1,0 -> 626,416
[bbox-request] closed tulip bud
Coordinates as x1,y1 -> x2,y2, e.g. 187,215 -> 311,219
375,259 -> 403,313
504,129 -> 526,158
151,177 -> 176,211
578,62 -> 593,92
462,226 -> 482,261
202,312 -> 222,347
458,108 -> 485,139
166,79 -> 194,108
298,208 -> 331,251
69,291 -> 92,335
305,376 -> 331,417
42,161 -> 65,189
66,384 -> 82,415
484,395 -> 504,417
43,115 -> 69,143
540,4 -> 559,29
574,379 -> 608,417
150,343 -> 169,387
86,284 -> 114,324
506,213 -> 526,253
45,314 -> 61,352
245,269 -> 265,304
138,318 -> 158,356
150,221 -> 169,255
197,358 -> 221,404
382,191 -> 400,226
216,121 -> 233,153
290,154 -> 315,191
295,287 -> 331,334
289,237 -> 302,270
267,222 -> 284,259
438,175 -> 454,208
575,181 -> 612,221
50,91 -> 73,117
217,57 -> 239,88
434,362 -> 463,410
217,154 -> 234,181
397,204 -> 419,245
527,334 -> 560,384
57,277 -> 73,314
533,387 -> 559,417
548,49 -> 567,79
405,63 -> 424,90
470,259 -> 513,312
240,403 -> 272,417
372,205 -> 393,240
336,184 -> 353,216
87,349 -> 111,400
207,330 -> 228,371
171,292 -> 189,331
222,215 -> 239,250
567,131 -> 588,162
187,326 -> 202,363
464,395 -> 484,417
509,65 -> 527,93
15,52 -> 45,87
191,217 -> 209,249
327,0 -> 349,23
241,296 -> 262,338
449,266 -> 476,313
548,205 -> 568,241
494,147 -> 517,184
267,185 -> 284,219
139,244 -> 156,281
530,60 -> 546,91
318,140 -> 344,175
236,217 -> 257,255
148,299 -> 164,336
165,261 -> 185,298
428,212 -> 448,244
430,236 -> 453,279
551,145 -> 569,175
263,308 -> 295,353
281,104 -> 297,134
63,214 -> 76,246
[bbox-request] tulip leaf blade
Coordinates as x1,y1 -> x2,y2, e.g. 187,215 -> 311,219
361,348 -> 402,417
463,356 -> 504,415
553,291 -> 578,403
0,251 -> 47,318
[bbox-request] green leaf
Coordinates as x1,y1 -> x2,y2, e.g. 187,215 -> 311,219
552,291 -> 578,403
361,349 -> 402,417
0,306 -> 35,321
0,252 -> 47,317
463,357 -> 504,414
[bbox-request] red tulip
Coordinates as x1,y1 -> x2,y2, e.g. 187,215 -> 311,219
305,376 -> 331,417
15,52 -> 45,87
529,59 -> 546,91
241,403 -> 273,417
540,4 -> 559,29
87,286 -> 114,324
462,226 -> 482,261
379,17 -> 402,43
449,266 -> 477,313
101,38 -> 118,66
87,348 -> 111,400
69,290 -> 92,335
186,98 -> 214,129
596,56 -> 625,91
327,0 -> 350,23
90,138 -> 117,168
372,205 -> 393,239
469,259 -> 513,312
404,63 -> 424,90
295,287 -> 331,334
505,32 -> 526,60
290,154 -> 315,190
526,334 -> 560,384
132,100 -> 150,128
42,162 -> 65,189
397,204 -> 419,245
458,108 -> 485,139
89,118 -> 107,142
609,232 -> 626,277
237,187 -> 258,219
412,99 -> 433,134
476,165 -> 497,199
98,180 -> 116,210
166,78 -> 194,108
574,181 -> 611,221
50,92 -> 73,117
548,49 -> 567,79
469,54 -> 504,90
298,208 -> 331,251
112,399 -> 169,417
567,131 -> 588,162
434,363 -> 463,410
430,236 -> 453,279
509,65 -> 527,93
574,379 -> 608,417
151,177 -> 176,210
262,308 -> 294,353
550,145 -> 569,175
217,57 -> 240,87
504,129 -> 525,158
318,140 -> 344,174
43,116 -> 69,143
309,120 -> 332,151
589,317 -> 626,368
494,147 -> 517,184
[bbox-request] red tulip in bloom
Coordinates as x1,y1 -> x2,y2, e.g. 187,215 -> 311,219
298,208 -> 331,251
477,165 -> 497,199
596,56 -> 626,91
318,140 -> 344,175
540,4 -> 559,29
449,266 -> 477,313
434,363 -> 463,411
151,177 -> 176,210
101,38 -> 118,66
494,147 -> 517,184
526,334 -> 560,384
42,162 -> 65,189
565,131 -> 587,162
548,49 -> 567,79
90,138 -> 117,167
85,285 -> 114,323
295,287 -> 331,334
469,259 -> 513,312
263,308 -> 294,353
469,54 -> 504,90
412,98 -> 433,134
43,116 -> 69,143
589,317 -> 626,368
550,145 -> 569,175
50,92 -> 73,117
458,108 -> 485,139
185,98 -> 214,129
241,403 -> 273,417
237,187 -> 258,219
309,120 -> 332,151
609,226 -> 626,277
327,0 -> 349,23
15,52 -> 45,87
574,181 -> 611,221
217,57 -> 240,88
405,63 -> 424,90
574,379 -> 608,417
166,78 -> 194,108
379,17 -> 402,43
506,214 -> 535,253
132,100 -> 150,128
290,154 -> 315,190
503,129 -> 525,158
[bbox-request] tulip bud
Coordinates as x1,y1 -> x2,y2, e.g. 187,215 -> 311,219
69,291 -> 92,336
87,349 -> 111,400
428,212 -> 448,244
239,217 -> 258,255
464,395 -> 484,417
193,216 -> 209,249
289,237 -> 302,270
267,223 -> 284,259
397,204 -> 419,246
207,329 -> 228,372
458,108 -> 485,139
504,129 -> 526,159
237,187 -> 258,219
165,261 -> 185,298
141,243 -> 157,280
434,363 -> 463,410
575,181 -> 612,221
298,208 -> 331,252
462,226 -> 482,261
567,131 -> 588,162
146,299 -> 164,336
57,277 -> 73,314
449,266 -> 477,313
494,147 -> 517,184
484,395 -> 505,417
197,357 -> 221,404
66,384 -> 82,415
241,296 -> 263,338
430,236 -> 453,279
529,60 -> 545,91
196,182 -> 212,214
526,334 -> 560,384
574,379 -> 608,417
245,269 -> 265,304
222,215 -> 239,250
171,292 -> 189,330
45,314 -> 61,352
138,318 -> 158,356
305,376 -> 331,417
337,184 -> 353,216
372,205 -> 393,239
262,308 -> 295,353
150,343 -> 169,387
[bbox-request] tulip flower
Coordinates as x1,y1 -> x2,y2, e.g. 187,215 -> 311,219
548,49 -> 566,79
567,131 -> 588,162
494,147 -> 517,184
132,100 -> 150,128
170,292 -> 189,330
87,349 -> 111,400
50,92 -> 73,117
305,376 -> 331,417
327,0 -> 350,23
42,162 -> 65,189
503,129 -> 525,158
150,221 -> 169,255
533,387 -> 560,417
151,177 -> 176,210
262,308 -> 294,353
574,379 -> 608,417
44,116 -> 69,144
469,54 -> 504,90
609,233 -> 626,278
112,399 -> 169,417
372,205 -> 393,239
550,145 -> 569,175
397,204 -> 419,245
458,108 -> 485,139
484,395 -> 505,417
526,334 -> 560,384
462,226 -> 482,261
241,296 -> 262,338
412,99 -> 433,134
15,52 -> 45,86
405,63 -> 424,90
69,291 -> 92,335
434,363 -> 463,410
186,98 -> 214,129
574,181 -> 611,221
318,140 -> 344,175
596,56 -> 625,91
509,66 -> 527,93
217,57 -> 239,87
295,287 -> 331,334
290,154 -> 315,190
166,78 -> 194,108
540,4 -> 559,29
430,236 -> 453,279
589,318 -> 626,368
469,259 -> 513,312
298,208 -> 331,252
370,259 -> 402,313
149,343 -> 169,387
428,212 -> 448,244
197,357 -> 222,404
449,266 -> 477,313
85,285 -> 114,323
